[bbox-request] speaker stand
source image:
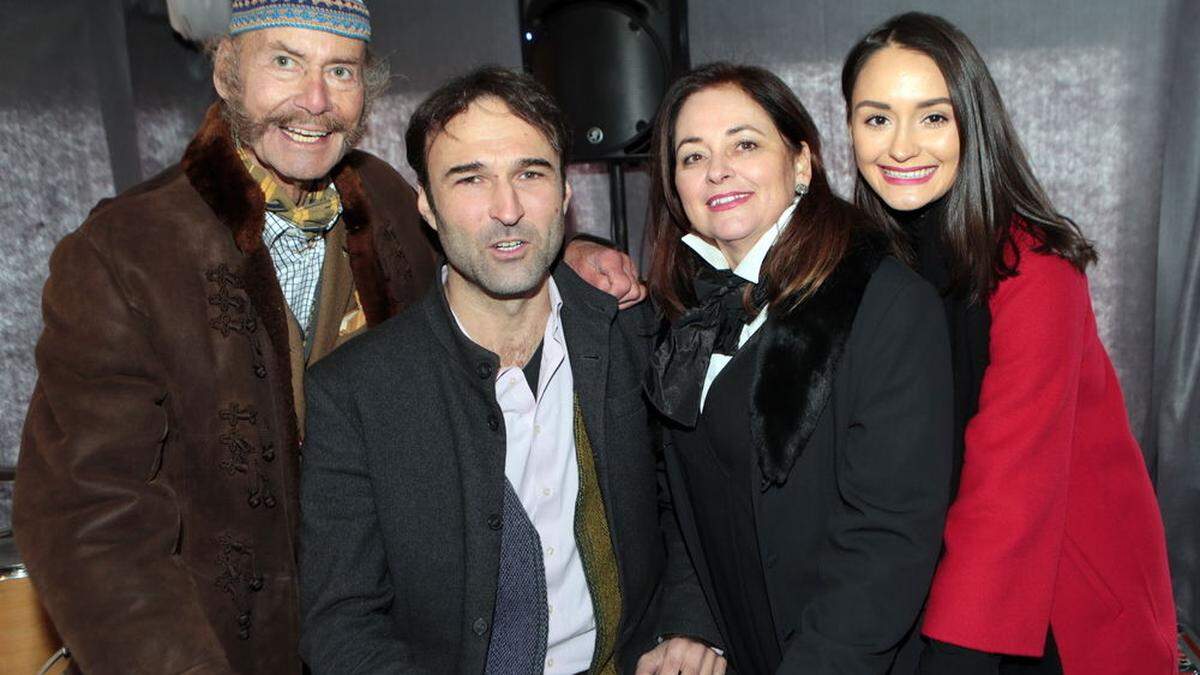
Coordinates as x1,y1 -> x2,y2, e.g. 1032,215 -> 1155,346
607,161 -> 629,252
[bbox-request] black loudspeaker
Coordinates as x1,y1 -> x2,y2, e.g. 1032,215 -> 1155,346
520,0 -> 689,162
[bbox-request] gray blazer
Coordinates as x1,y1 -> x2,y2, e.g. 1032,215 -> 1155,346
298,264 -> 715,673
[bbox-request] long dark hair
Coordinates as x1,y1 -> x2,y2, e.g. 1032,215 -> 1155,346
841,12 -> 1096,303
647,62 -> 870,320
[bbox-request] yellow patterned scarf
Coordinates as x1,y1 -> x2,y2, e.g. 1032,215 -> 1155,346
237,146 -> 341,236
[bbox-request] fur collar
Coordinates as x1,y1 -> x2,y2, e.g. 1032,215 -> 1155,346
750,234 -> 886,486
178,104 -> 396,462
180,103 -> 393,325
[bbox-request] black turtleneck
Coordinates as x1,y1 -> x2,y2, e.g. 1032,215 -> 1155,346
891,198 -> 990,499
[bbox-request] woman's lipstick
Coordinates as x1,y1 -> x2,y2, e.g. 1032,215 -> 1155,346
879,165 -> 937,185
706,191 -> 753,211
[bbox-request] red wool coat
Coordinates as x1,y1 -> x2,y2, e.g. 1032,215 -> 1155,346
921,229 -> 1177,674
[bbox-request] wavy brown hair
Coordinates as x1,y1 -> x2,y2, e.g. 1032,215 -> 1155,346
647,62 -> 872,320
842,12 -> 1096,304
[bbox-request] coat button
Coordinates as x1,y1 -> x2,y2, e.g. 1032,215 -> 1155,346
765,553 -> 778,568
472,618 -> 488,636
476,362 -> 493,379
487,414 -> 500,431
487,513 -> 502,530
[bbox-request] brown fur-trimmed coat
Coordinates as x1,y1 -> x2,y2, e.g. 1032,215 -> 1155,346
13,104 -> 437,674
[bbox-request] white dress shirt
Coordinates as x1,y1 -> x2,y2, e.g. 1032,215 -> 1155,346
445,272 -> 595,674
681,198 -> 798,411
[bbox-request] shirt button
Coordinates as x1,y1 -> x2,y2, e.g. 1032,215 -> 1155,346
476,362 -> 493,379
547,657 -> 555,668
487,414 -> 500,431
542,487 -> 552,497
487,513 -> 502,530
545,546 -> 555,557
533,424 -> 542,435
472,617 -> 488,636
548,603 -> 554,615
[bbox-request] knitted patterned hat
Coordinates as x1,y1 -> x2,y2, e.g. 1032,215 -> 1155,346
229,0 -> 371,42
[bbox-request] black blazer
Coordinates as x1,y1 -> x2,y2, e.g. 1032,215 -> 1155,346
659,252 -> 954,673
298,264 -> 714,674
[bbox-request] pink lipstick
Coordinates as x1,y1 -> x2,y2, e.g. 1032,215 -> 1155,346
706,191 -> 753,211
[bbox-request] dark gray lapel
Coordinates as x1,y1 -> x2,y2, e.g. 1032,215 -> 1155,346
557,263 -> 632,641
555,264 -> 617,460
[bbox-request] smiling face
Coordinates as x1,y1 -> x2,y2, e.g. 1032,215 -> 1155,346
850,46 -> 960,211
672,84 -> 811,266
416,96 -> 570,300
214,27 -> 366,195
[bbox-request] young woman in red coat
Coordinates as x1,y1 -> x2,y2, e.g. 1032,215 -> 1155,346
840,12 -> 1177,675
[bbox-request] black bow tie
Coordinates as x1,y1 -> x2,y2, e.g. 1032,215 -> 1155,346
645,262 -> 761,427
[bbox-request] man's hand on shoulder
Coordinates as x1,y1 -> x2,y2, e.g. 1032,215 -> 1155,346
636,637 -> 727,675
562,238 -> 647,309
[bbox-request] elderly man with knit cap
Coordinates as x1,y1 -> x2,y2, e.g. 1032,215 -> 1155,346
12,1 -> 641,673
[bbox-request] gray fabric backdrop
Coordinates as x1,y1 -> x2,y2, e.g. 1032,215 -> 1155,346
1,0 -> 1196,629
1153,0 -> 1200,638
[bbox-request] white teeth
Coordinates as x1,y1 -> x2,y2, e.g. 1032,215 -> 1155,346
708,194 -> 747,206
494,241 -> 523,251
282,127 -> 331,144
288,127 -> 329,137
881,166 -> 936,179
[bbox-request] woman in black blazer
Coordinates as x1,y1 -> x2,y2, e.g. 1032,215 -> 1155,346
642,62 -> 955,674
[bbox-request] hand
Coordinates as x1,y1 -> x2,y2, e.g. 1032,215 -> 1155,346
636,637 -> 727,675
562,238 -> 647,309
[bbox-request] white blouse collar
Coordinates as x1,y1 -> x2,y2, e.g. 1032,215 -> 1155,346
680,197 -> 799,283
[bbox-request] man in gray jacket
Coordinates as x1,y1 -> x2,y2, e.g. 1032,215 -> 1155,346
299,67 -> 724,674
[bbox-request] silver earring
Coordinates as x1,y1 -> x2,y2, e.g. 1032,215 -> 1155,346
794,182 -> 808,197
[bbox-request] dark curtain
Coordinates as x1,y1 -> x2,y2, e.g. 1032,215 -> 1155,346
0,0 -> 129,530
1153,0 -> 1200,633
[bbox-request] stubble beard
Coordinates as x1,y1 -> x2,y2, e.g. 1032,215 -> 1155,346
434,209 -> 566,300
